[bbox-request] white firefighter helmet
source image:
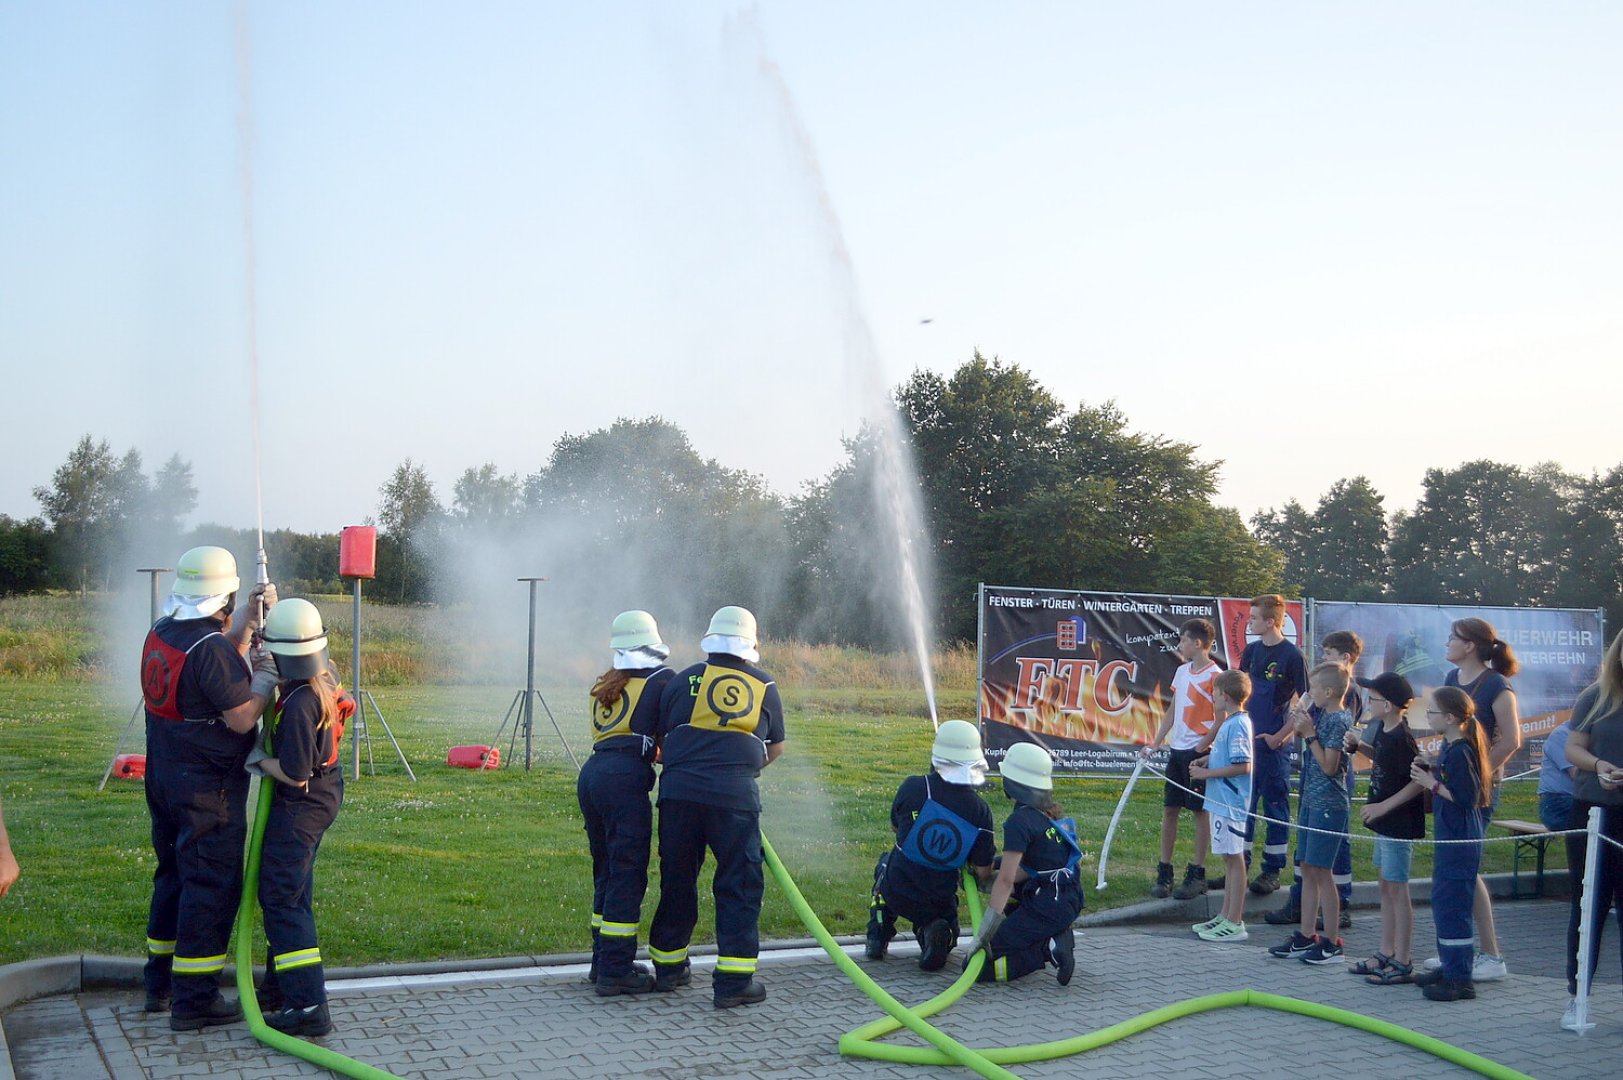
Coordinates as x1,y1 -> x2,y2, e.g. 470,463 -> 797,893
262,598 -> 329,681
1000,742 -> 1054,791
172,546 -> 240,599
932,720 -> 985,767
610,610 -> 663,650
705,605 -> 758,646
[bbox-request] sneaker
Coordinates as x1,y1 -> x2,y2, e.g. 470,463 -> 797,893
1249,871 -> 1281,896
1191,915 -> 1225,934
1422,978 -> 1476,1002
1561,997 -> 1582,1032
169,996 -> 243,1032
1171,865 -> 1208,900
264,1002 -> 333,1037
1150,862 -> 1175,899
1301,938 -> 1345,965
1472,953 -> 1508,982
1198,919 -> 1249,942
1264,902 -> 1301,926
714,978 -> 767,1009
1051,928 -> 1075,986
653,963 -> 692,992
1418,956 -> 1443,973
917,919 -> 954,972
596,964 -> 656,997
1268,931 -> 1317,959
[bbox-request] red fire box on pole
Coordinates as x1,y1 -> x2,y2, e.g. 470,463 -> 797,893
340,525 -> 377,579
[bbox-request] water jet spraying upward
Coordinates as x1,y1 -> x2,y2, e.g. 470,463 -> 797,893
236,2 -> 269,617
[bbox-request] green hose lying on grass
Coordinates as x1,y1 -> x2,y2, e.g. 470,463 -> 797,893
227,801 -> 1532,1080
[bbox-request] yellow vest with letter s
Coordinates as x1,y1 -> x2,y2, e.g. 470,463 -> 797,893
591,676 -> 652,743
686,664 -> 769,736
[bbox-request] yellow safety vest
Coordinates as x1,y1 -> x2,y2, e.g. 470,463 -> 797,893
591,676 -> 652,743
686,665 -> 768,736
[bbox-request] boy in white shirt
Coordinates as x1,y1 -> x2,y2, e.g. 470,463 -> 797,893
1191,670 -> 1254,940
1141,619 -> 1222,899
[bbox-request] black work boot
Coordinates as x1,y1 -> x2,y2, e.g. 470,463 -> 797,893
653,961 -> 691,992
865,908 -> 891,961
170,995 -> 243,1032
1051,927 -> 1075,986
713,978 -> 767,1009
596,963 -> 656,997
917,919 -> 955,972
1264,899 -> 1302,926
1171,864 -> 1208,900
1150,862 -> 1175,899
264,1002 -> 333,1037
143,993 -> 170,1014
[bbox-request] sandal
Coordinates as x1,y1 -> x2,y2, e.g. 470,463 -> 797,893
1349,952 -> 1391,976
1368,961 -> 1415,985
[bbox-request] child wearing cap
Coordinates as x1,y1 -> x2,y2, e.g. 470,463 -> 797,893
1346,671 -> 1425,985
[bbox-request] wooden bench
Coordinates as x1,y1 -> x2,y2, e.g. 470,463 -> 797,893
1494,819 -> 1555,899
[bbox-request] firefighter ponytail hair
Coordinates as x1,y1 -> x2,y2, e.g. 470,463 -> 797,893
591,670 -> 632,709
311,662 -> 342,734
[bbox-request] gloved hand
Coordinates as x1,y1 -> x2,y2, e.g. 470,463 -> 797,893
961,907 -> 1005,963
250,647 -> 278,699
244,742 -> 269,779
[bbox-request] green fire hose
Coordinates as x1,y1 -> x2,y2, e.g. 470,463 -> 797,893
229,796 -> 1531,1080
234,777 -> 401,1080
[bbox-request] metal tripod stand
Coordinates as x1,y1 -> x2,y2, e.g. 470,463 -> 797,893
490,577 -> 580,772
348,575 -> 415,781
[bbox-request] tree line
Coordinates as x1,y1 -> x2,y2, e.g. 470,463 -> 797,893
6,354 -> 1620,643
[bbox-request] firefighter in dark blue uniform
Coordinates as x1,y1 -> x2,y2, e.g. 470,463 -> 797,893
964,742 -> 1085,984
251,598 -> 354,1036
867,720 -> 996,970
578,610 -> 674,996
648,606 -> 786,1008
140,546 -> 278,1030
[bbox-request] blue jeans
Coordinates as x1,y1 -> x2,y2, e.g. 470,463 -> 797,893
1539,791 -> 1576,834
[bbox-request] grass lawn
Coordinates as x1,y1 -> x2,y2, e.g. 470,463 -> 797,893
0,673 -> 1552,968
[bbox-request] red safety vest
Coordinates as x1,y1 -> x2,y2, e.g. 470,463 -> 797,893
140,627 -> 231,722
271,683 -> 357,768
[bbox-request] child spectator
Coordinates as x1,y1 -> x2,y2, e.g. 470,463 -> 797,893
1413,686 -> 1492,1002
1141,618 -> 1221,900
1238,595 -> 1307,895
1189,670 -> 1253,941
1538,719 -> 1577,834
1347,672 -> 1423,985
1268,630 -> 1362,928
1267,663 -> 1352,965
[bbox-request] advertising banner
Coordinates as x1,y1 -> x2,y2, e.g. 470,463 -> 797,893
978,585 -> 1304,775
1311,601 -> 1606,773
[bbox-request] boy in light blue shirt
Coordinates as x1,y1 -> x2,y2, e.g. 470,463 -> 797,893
1190,670 -> 1254,941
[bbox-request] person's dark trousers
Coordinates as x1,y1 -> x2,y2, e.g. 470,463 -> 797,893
979,883 -> 1083,982
143,741 -> 249,1014
1432,876 -> 1476,983
1245,741 -> 1291,874
1565,801 -> 1623,996
648,798 -> 763,999
871,853 -> 958,939
257,771 -> 341,1009
576,753 -> 655,978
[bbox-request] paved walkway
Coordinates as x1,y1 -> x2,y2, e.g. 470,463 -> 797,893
5,900 -> 1618,1080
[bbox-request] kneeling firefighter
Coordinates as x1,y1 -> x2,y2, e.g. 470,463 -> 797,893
647,606 -> 786,1009
141,546 -> 278,1030
866,720 -> 996,970
963,742 -> 1084,984
577,610 -> 675,996
251,598 -> 355,1037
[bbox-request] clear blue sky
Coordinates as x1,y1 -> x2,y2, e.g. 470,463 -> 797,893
2,1 -> 1619,534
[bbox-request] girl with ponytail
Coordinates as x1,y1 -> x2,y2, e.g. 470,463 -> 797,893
1410,687 -> 1489,1001
1440,617 -> 1520,977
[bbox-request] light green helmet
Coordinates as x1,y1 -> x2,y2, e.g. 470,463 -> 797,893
610,610 -> 663,650
705,605 -> 758,647
262,598 -> 329,681
172,546 -> 239,599
931,720 -> 985,767
1000,742 -> 1054,791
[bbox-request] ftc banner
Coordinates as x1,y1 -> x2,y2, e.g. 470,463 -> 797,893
1311,600 -> 1606,773
978,585 -> 1304,775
